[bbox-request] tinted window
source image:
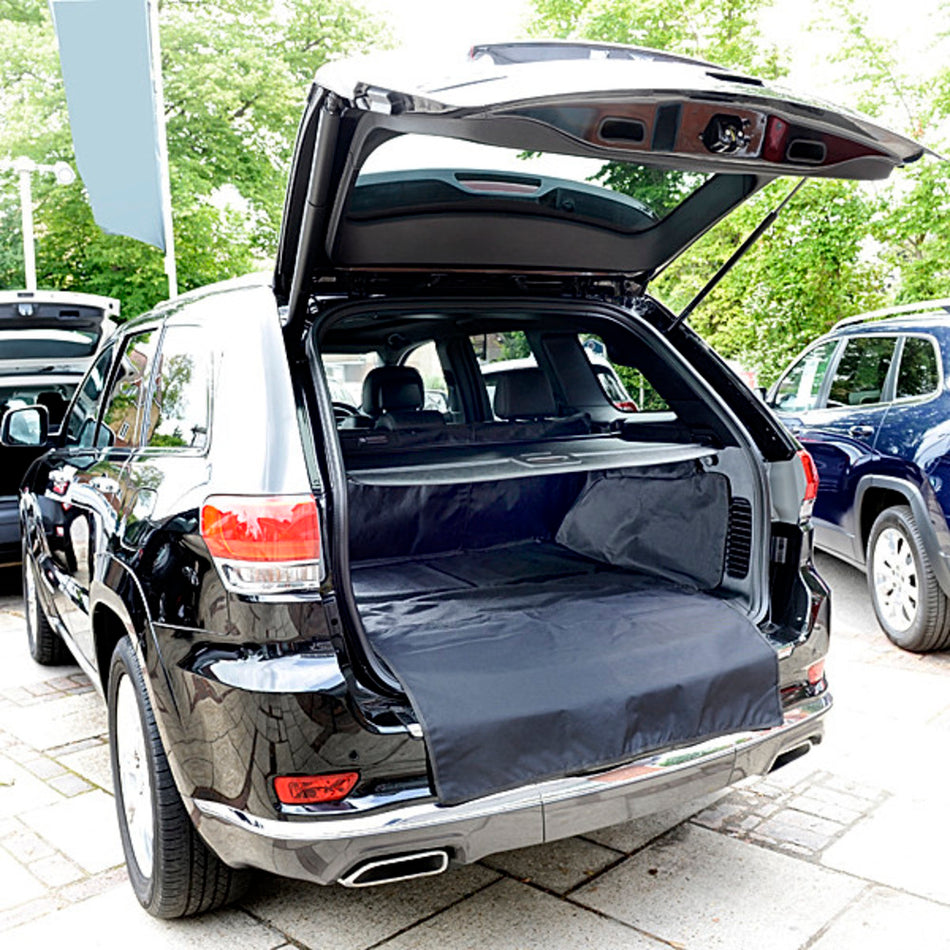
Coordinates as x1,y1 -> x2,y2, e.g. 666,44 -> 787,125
101,331 -> 158,449
0,383 -> 76,428
0,328 -> 100,359
827,336 -> 896,408
581,335 -> 665,412
145,326 -> 210,450
896,337 -> 940,399
773,340 -> 838,412
65,344 -> 115,446
404,341 -> 451,413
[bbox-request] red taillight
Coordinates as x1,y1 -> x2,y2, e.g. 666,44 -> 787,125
274,772 -> 359,805
615,400 -> 639,412
797,449 -> 819,502
201,495 -> 320,563
797,449 -> 819,520
807,659 -> 825,686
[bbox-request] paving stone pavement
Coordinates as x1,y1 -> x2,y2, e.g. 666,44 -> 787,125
2,552 -> 949,949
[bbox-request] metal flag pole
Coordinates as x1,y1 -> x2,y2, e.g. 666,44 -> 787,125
147,0 -> 177,298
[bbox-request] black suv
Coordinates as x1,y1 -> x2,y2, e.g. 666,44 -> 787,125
771,300 -> 950,652
5,42 -> 922,917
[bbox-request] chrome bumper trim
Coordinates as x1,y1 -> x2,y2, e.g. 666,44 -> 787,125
191,693 -> 830,884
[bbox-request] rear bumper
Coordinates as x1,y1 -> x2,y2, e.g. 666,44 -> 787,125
190,692 -> 831,886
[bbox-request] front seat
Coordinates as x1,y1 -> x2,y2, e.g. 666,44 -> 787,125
362,366 -> 446,431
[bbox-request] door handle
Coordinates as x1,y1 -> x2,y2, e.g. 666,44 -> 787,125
848,425 -> 874,441
90,476 -> 119,495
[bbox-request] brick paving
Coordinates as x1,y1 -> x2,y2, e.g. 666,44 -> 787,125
1,553 -> 949,948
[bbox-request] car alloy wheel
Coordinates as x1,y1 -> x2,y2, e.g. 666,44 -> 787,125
867,505 -> 950,652
114,670 -> 155,876
108,636 -> 247,917
871,525 -> 919,633
22,546 -> 70,665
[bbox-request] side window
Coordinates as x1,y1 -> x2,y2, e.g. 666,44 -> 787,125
827,336 -> 897,408
403,341 -> 450,414
100,330 -> 159,449
773,340 -> 838,413
580,335 -> 665,412
65,344 -> 115,447
145,326 -> 210,450
896,337 -> 940,400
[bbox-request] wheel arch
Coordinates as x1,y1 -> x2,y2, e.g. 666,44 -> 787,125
91,595 -> 136,696
856,475 -> 950,598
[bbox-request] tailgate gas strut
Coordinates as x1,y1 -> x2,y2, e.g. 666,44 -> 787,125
665,178 -> 807,334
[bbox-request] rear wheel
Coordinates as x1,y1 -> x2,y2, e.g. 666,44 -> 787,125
23,551 -> 70,665
108,636 -> 248,917
867,505 -> 950,652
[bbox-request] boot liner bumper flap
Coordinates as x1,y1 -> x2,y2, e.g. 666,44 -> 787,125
355,545 -> 782,806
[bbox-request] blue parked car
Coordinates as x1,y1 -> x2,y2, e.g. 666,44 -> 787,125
771,299 -> 950,652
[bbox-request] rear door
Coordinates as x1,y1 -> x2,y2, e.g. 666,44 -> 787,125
276,41 -> 925,303
776,334 -> 899,558
36,329 -> 159,665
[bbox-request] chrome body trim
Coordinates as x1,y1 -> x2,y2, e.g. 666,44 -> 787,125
191,694 -> 830,886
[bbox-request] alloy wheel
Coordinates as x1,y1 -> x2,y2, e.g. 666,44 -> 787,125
115,672 -> 154,876
872,526 -> 919,633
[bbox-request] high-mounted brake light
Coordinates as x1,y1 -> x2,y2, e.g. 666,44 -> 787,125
201,494 -> 322,593
797,449 -> 819,520
274,772 -> 359,805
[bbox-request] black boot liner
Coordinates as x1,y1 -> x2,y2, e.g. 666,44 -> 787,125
348,466 -> 782,806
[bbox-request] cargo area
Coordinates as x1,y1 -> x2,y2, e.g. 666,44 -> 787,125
318,303 -> 784,805
345,452 -> 782,805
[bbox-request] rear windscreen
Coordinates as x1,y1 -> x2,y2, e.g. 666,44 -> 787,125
0,382 -> 77,426
0,328 -> 100,360
355,137 -> 711,232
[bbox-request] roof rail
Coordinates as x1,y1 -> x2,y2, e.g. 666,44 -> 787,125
832,298 -> 950,331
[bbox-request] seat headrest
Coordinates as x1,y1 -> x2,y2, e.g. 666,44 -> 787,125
362,365 -> 425,417
492,368 -> 558,420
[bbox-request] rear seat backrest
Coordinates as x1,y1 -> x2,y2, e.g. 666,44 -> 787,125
361,365 -> 446,431
492,368 -> 558,420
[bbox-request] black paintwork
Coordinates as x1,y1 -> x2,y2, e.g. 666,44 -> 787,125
18,278 -> 826,836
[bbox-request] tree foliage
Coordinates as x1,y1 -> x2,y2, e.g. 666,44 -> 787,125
0,0 -> 386,316
528,0 -> 950,384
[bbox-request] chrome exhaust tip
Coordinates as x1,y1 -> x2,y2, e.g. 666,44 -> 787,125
339,850 -> 450,888
768,739 -> 813,773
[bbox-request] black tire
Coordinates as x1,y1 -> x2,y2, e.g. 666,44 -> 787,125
866,505 -> 950,652
108,636 -> 248,917
23,551 -> 70,666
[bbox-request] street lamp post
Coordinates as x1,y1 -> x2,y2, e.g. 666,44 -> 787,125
0,157 -> 76,291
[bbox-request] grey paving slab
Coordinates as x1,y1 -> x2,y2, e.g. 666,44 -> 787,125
811,886 -> 950,950
244,863 -> 500,950
822,795 -> 950,904
5,884 -> 287,949
0,757 -> 65,818
376,877 -> 657,950
0,691 -> 106,751
54,742 -> 113,794
0,850 -> 45,912
572,824 -> 864,950
584,790 -> 726,853
481,835 -> 620,893
19,789 -> 123,874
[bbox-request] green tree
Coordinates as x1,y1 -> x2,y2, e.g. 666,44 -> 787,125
529,0 -> 787,78
0,0 -> 386,316
526,0 -> 917,383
